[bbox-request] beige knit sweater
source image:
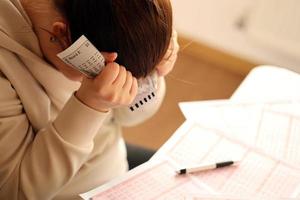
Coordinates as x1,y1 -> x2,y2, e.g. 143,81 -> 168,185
0,0 -> 167,199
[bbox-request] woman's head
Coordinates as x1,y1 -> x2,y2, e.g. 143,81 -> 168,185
51,0 -> 173,78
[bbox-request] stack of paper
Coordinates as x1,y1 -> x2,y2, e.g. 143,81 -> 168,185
81,100 -> 300,200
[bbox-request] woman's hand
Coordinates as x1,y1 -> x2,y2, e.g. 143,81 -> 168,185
156,30 -> 179,77
75,53 -> 138,112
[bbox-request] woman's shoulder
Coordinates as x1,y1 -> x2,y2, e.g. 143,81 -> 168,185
0,0 -> 33,38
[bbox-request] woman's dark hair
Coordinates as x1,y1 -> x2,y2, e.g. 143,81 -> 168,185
54,0 -> 173,78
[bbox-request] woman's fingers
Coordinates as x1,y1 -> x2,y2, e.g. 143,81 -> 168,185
77,57 -> 138,112
96,62 -> 120,84
101,52 -> 118,63
130,77 -> 138,96
123,71 -> 133,92
113,66 -> 127,88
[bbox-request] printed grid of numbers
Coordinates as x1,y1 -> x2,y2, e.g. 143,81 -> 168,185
156,181 -> 207,200
287,118 -> 300,165
78,51 -> 104,76
219,104 -> 264,145
93,162 -> 189,200
220,152 -> 276,195
168,122 -> 300,198
259,164 -> 300,198
195,138 -> 247,189
256,110 -> 291,159
169,125 -> 220,166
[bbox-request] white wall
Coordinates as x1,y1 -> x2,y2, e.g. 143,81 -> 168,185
172,0 -> 300,73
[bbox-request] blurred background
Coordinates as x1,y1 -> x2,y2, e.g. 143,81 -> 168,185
123,0 -> 300,150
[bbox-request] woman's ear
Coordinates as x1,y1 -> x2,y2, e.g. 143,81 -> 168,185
51,21 -> 71,49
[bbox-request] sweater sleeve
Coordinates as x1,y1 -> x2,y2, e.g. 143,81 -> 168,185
0,73 -> 108,199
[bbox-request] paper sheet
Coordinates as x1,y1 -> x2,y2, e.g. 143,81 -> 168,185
178,100 -> 300,166
155,121 -> 300,199
80,159 -> 213,200
57,35 -> 105,77
81,101 -> 300,199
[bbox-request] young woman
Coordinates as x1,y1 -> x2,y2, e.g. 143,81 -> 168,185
0,0 -> 178,199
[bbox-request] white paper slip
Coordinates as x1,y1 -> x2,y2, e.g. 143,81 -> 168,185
129,72 -> 158,111
57,35 -> 105,77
